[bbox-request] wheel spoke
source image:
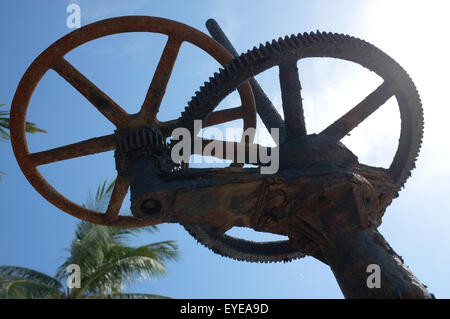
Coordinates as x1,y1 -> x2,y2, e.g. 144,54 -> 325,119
159,107 -> 243,137
321,81 -> 395,140
105,175 -> 129,221
279,60 -> 307,140
52,58 -> 128,127
158,119 -> 181,137
195,138 -> 271,165
160,107 -> 246,139
204,106 -> 244,127
29,134 -> 116,166
140,36 -> 183,121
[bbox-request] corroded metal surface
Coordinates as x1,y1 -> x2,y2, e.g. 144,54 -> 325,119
179,31 -> 423,189
205,19 -> 286,141
10,16 -> 430,298
181,30 -> 423,262
10,16 -> 256,227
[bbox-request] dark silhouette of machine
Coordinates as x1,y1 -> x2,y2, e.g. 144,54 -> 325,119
10,16 -> 432,298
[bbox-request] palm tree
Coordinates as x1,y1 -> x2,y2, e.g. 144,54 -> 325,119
1,103 -> 46,180
0,180 -> 178,299
0,104 -> 46,141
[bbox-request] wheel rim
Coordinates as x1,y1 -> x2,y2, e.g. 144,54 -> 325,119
10,16 -> 256,227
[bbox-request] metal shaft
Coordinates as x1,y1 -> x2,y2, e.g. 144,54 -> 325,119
205,19 -> 286,142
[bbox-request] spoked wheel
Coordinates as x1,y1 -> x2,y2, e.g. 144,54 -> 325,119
182,32 -> 423,262
10,16 -> 256,227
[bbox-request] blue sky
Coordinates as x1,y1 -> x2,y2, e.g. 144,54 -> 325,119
1,0 -> 449,298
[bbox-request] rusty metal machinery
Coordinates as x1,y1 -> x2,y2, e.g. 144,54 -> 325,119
9,16 -> 256,227
10,16 -> 432,298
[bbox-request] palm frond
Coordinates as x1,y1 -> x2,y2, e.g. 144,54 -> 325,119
57,179 -> 158,283
25,121 -> 47,134
0,266 -> 64,298
56,222 -> 112,282
0,127 -> 9,141
2,175 -> 179,299
84,178 -> 115,212
77,255 -> 166,297
143,241 -> 179,262
55,179 -> 178,298
0,266 -> 63,290
3,279 -> 63,299
0,104 -> 46,142
73,240 -> 178,298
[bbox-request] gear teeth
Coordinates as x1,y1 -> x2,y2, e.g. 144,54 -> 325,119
184,225 -> 306,263
271,38 -> 281,51
339,33 -> 349,42
209,76 -> 218,87
269,39 -> 278,51
240,52 -> 251,64
263,41 -> 274,54
315,31 -> 324,41
308,31 -> 319,43
198,86 -> 206,97
179,29 -> 423,251
116,126 -> 167,161
290,34 -> 301,47
300,32 -> 312,45
213,71 -> 221,81
217,68 -> 225,80
321,32 -> 334,43
136,130 -> 143,148
247,47 -> 258,60
278,36 -> 289,49
283,35 -> 296,48
257,43 -> 269,57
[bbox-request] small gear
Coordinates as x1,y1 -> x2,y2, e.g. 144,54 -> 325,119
116,126 -> 166,155
115,126 -> 172,177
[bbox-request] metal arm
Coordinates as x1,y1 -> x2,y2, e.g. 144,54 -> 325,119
205,19 -> 287,142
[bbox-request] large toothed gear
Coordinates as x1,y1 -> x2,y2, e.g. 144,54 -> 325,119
180,31 -> 423,263
184,225 -> 307,263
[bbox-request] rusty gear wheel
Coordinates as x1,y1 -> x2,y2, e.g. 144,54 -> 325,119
181,31 -> 423,262
10,16 -> 256,227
